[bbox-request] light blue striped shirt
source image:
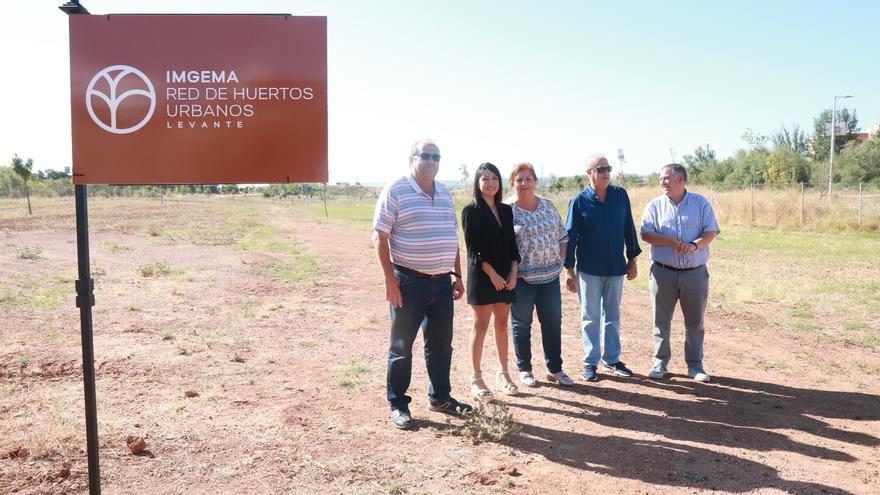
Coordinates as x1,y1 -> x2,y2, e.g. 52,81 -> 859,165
373,175 -> 459,274
640,191 -> 720,269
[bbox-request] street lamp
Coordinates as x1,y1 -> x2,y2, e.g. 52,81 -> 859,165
828,95 -> 854,197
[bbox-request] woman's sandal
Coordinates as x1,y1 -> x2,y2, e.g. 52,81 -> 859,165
496,370 -> 519,396
471,374 -> 493,401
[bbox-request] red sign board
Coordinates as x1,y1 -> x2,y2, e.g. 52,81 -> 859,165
68,15 -> 327,184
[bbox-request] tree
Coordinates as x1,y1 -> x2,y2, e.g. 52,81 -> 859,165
10,154 -> 34,214
682,145 -> 717,184
810,107 -> 859,162
741,128 -> 769,152
763,147 -> 811,187
37,168 -> 71,180
458,163 -> 470,185
771,125 -> 809,156
839,135 -> 880,186
722,149 -> 768,188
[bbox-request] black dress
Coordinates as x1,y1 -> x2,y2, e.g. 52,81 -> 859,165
461,200 -> 521,305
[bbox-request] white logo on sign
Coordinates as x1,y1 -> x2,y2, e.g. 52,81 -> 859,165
86,65 -> 156,134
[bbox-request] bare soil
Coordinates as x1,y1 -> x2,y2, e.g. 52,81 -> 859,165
1,197 -> 878,494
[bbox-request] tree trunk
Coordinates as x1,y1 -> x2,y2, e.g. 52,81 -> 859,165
25,181 -> 32,215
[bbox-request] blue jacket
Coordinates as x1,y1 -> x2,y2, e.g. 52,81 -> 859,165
564,185 -> 641,276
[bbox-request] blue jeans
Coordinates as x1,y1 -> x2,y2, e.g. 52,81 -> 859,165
386,270 -> 454,410
510,277 -> 564,374
577,272 -> 624,367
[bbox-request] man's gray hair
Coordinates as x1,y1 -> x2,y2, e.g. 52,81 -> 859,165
661,163 -> 688,182
410,138 -> 438,158
585,154 -> 607,171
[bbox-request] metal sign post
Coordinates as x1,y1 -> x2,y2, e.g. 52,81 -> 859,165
59,3 -> 101,493
60,2 -> 328,493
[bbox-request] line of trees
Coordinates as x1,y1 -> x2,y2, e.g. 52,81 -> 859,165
681,108 -> 879,188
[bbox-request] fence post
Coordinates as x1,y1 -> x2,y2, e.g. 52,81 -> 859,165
749,183 -> 754,225
799,182 -> 804,226
858,182 -> 863,230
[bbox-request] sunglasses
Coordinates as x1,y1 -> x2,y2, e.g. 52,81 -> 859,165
593,166 -> 613,174
413,152 -> 441,161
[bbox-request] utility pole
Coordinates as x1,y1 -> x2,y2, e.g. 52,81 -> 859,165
828,95 -> 853,199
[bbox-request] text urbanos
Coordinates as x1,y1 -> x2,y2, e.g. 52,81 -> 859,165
163,69 -> 315,129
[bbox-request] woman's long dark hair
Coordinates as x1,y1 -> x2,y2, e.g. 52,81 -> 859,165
472,162 -> 503,207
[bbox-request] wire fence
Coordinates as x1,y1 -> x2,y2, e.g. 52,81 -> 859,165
541,182 -> 880,232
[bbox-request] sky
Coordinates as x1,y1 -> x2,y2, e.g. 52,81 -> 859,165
1,0 -> 878,184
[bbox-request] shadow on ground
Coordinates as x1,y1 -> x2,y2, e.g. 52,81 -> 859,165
505,375 -> 879,494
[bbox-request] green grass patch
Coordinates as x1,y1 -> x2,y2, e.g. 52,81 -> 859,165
844,334 -> 880,350
259,256 -> 317,282
789,308 -> 815,318
0,277 -> 70,310
335,359 -> 371,389
347,360 -> 370,376
336,378 -> 360,389
714,227 -> 880,261
843,322 -> 869,331
789,321 -> 819,332
299,203 -> 375,225
102,241 -> 129,253
855,361 -> 880,376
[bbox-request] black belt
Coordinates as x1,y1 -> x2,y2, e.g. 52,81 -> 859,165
654,262 -> 704,272
393,264 -> 456,280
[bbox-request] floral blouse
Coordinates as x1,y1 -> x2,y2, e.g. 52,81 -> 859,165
510,196 -> 569,284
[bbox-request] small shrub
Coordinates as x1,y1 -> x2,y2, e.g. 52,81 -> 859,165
230,352 -> 245,363
16,245 -> 42,260
383,480 -> 405,495
444,402 -> 521,444
138,261 -> 172,277
160,330 -> 174,341
336,378 -> 359,389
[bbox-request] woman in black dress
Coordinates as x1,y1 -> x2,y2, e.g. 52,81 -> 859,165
461,162 -> 521,399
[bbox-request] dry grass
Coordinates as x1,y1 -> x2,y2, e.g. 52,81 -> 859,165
542,184 -> 880,232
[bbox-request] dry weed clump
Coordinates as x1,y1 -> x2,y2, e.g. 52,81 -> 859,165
444,402 -> 521,444
138,261 -> 172,277
15,245 -> 42,259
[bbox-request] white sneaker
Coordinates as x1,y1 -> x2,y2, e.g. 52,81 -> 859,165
648,363 -> 667,380
688,368 -> 711,383
519,371 -> 537,388
546,371 -> 574,386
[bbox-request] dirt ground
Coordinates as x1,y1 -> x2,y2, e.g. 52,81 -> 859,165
1,196 -> 878,494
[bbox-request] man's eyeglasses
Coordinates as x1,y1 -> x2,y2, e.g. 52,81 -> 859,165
413,152 -> 441,162
593,166 -> 613,174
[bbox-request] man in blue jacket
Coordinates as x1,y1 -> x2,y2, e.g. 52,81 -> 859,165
565,154 -> 641,382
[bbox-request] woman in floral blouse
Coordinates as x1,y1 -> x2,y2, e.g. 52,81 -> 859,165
508,163 -> 575,387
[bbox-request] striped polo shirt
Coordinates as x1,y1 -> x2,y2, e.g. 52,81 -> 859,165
373,175 -> 459,275
640,190 -> 720,269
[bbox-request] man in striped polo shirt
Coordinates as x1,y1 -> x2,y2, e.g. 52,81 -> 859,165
373,138 -> 472,430
640,163 -> 720,382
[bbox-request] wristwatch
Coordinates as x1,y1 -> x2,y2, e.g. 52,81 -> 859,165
690,241 -> 699,250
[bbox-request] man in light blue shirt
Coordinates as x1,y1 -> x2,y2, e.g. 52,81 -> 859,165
640,163 -> 720,382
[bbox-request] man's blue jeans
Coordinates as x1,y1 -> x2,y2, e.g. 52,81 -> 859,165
577,272 -> 624,367
510,277 -> 564,374
387,270 -> 454,411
